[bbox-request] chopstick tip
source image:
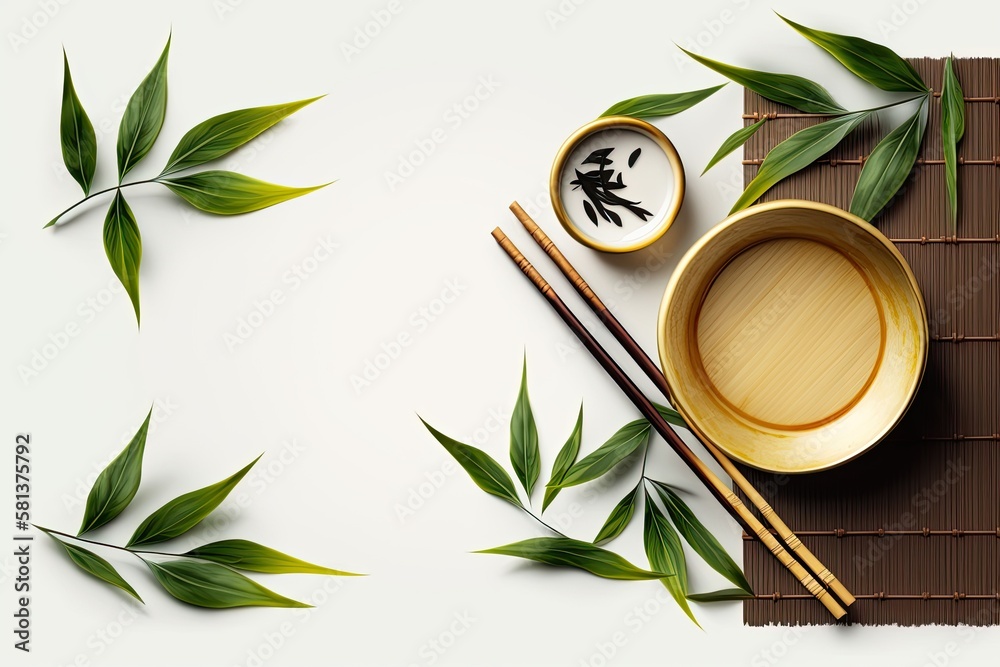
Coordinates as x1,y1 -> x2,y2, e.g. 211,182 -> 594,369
490,227 -> 507,243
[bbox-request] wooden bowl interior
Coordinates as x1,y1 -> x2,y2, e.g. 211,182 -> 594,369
659,202 -> 926,473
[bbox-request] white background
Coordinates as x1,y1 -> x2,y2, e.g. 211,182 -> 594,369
1,0 -> 997,665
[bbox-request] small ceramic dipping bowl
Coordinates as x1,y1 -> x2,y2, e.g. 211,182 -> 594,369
550,116 -> 684,253
657,200 -> 928,474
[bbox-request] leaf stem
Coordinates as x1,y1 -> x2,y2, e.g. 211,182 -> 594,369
520,506 -> 568,538
36,525 -> 183,560
44,178 -> 159,228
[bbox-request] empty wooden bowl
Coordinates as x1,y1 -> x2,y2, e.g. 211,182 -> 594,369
657,200 -> 927,473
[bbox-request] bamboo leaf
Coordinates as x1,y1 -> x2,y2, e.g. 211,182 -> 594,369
184,540 -> 362,576
127,456 -> 261,547
778,14 -> 927,93
159,171 -> 327,215
548,419 -> 651,490
593,483 -> 641,545
687,588 -> 755,602
477,537 -> 672,581
850,99 -> 927,221
145,559 -> 309,608
509,355 -> 540,497
79,408 -> 151,535
600,84 -> 725,119
679,49 -> 845,114
643,489 -> 697,626
542,404 -> 583,511
731,111 -> 869,213
160,97 -> 323,176
60,49 -> 97,195
652,482 -> 753,594
702,118 -> 768,175
941,56 -> 965,231
103,191 -> 142,326
117,33 -> 170,180
38,528 -> 142,602
652,402 -> 688,430
420,418 -> 522,508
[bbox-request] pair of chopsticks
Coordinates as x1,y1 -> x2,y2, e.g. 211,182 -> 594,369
493,202 -> 854,620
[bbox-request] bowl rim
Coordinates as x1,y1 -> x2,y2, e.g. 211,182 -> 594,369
656,199 -> 929,473
549,115 -> 685,254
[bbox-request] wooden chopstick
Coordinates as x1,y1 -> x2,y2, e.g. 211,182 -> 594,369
491,226 -> 847,620
508,203 -> 856,609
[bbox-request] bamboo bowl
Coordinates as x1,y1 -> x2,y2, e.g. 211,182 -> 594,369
657,200 -> 927,473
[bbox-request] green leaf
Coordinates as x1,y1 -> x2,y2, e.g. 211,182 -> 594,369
79,408 -> 151,535
159,171 -> 327,215
652,482 -> 753,594
731,111 -> 870,213
679,49 -> 845,114
117,33 -> 170,180
778,14 -> 927,93
600,84 -> 725,119
159,97 -> 323,176
652,402 -> 688,429
420,418 -> 522,508
38,528 -> 142,602
103,191 -> 142,326
643,489 -> 697,626
686,588 -> 755,602
477,537 -> 672,581
184,540 -> 362,576
541,404 -> 583,511
702,118 -> 768,175
850,98 -> 927,221
509,355 -> 540,497
941,56 -> 965,231
549,419 -> 650,489
593,483 -> 641,545
59,49 -> 97,195
127,455 -> 261,547
145,559 -> 309,609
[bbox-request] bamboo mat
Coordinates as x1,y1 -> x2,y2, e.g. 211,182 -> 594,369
739,58 -> 1000,626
